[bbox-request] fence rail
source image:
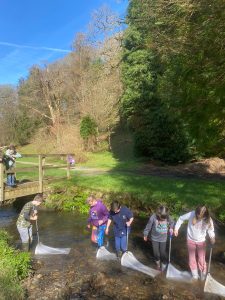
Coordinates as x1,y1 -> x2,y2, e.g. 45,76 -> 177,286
0,154 -> 71,203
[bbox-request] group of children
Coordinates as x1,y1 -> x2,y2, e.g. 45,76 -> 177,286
87,195 -> 215,281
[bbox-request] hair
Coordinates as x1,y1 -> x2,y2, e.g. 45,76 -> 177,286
86,194 -> 96,204
156,205 -> 169,221
33,193 -> 44,203
110,201 -> 121,212
192,205 -> 211,225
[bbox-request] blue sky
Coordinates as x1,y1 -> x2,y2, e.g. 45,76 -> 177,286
0,0 -> 128,86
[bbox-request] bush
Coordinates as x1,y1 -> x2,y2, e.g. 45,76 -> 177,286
0,230 -> 30,299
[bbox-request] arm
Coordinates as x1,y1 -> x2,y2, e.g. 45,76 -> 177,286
174,211 -> 192,236
105,219 -> 112,235
207,218 -> 215,244
98,203 -> 109,225
143,215 -> 154,241
168,216 -> 175,235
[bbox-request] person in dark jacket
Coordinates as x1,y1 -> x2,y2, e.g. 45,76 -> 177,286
105,201 -> 134,258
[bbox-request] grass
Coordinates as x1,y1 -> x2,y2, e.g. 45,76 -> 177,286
54,172 -> 225,221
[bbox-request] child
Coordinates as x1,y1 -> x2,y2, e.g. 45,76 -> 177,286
174,205 -> 215,280
143,205 -> 174,271
105,201 -> 134,258
87,195 -> 109,249
16,193 -> 44,251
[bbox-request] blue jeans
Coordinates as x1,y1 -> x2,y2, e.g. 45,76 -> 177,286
115,235 -> 128,252
7,174 -> 15,186
97,225 -> 106,247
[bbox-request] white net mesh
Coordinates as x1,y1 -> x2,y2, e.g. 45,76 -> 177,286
35,242 -> 71,255
204,274 -> 225,297
96,246 -> 117,261
121,251 -> 160,278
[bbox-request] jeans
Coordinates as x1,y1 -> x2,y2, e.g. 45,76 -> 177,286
97,224 -> 106,247
151,240 -> 167,264
7,173 -> 15,186
115,235 -> 128,253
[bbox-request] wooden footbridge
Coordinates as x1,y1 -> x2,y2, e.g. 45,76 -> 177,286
0,154 -> 71,204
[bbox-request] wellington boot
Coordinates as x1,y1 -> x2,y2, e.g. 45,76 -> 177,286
21,243 -> 29,252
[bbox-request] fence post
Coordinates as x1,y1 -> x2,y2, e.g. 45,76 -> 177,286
39,155 -> 43,193
0,163 -> 4,203
67,155 -> 71,179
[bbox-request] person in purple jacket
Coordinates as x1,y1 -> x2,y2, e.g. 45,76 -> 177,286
87,195 -> 109,248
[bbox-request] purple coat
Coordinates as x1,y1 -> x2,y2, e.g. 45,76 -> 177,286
88,200 -> 109,227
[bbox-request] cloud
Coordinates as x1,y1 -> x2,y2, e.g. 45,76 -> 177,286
0,41 -> 71,53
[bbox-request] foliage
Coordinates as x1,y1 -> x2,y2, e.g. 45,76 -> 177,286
80,115 -> 97,140
0,230 -> 30,299
121,2 -> 189,163
123,0 -> 225,158
46,186 -> 89,214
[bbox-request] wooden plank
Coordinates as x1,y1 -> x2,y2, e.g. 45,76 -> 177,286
4,182 -> 47,200
39,155 -> 43,193
43,165 -> 68,170
0,163 -> 4,203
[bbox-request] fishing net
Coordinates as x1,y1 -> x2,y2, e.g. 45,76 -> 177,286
166,263 -> 192,282
204,274 -> 225,297
96,246 -> 117,261
121,251 -> 160,278
35,242 -> 71,255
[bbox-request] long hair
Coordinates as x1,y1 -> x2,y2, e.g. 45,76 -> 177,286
156,205 -> 169,221
192,205 -> 211,226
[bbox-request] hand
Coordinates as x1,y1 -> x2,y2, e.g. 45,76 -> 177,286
126,221 -> 131,227
210,237 -> 215,245
30,215 -> 38,221
105,228 -> 109,235
98,220 -> 104,226
173,229 -> 179,237
87,224 -> 91,229
144,236 -> 148,242
169,228 -> 173,237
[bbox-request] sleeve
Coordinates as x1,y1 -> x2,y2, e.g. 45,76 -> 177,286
174,211 -> 192,231
87,210 -> 92,224
23,203 -> 33,221
143,215 -> 154,237
207,218 -> 215,239
100,203 -> 109,224
126,207 -> 133,220
168,216 -> 175,229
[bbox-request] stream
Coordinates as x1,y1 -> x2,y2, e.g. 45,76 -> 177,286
0,199 -> 225,300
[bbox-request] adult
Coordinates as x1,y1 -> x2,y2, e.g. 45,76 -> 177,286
87,195 -> 109,248
16,193 -> 44,251
5,144 -> 22,187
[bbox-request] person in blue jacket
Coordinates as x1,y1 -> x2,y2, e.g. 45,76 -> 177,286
105,201 -> 134,258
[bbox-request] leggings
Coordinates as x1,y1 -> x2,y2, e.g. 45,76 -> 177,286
187,239 -> 206,273
152,240 -> 167,264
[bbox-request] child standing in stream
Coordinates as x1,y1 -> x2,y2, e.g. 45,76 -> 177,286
143,205 -> 174,271
174,205 -> 215,280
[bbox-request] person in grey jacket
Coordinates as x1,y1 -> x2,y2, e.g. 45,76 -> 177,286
143,205 -> 174,271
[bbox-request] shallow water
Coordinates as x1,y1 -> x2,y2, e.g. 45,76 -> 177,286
0,200 -> 225,300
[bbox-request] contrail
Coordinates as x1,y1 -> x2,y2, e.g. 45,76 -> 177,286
0,41 -> 71,53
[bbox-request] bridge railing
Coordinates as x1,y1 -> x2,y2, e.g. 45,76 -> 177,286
0,154 -> 72,203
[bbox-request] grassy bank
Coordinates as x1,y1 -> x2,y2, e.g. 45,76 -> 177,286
0,231 -> 30,300
48,172 -> 225,222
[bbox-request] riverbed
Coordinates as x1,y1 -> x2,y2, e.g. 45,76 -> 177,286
0,200 -> 225,300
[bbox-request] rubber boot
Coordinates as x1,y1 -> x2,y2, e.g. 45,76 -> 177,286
116,251 -> 122,260
161,263 -> 167,272
155,260 -> 161,271
191,269 -> 199,280
21,243 -> 29,252
200,271 -> 207,281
